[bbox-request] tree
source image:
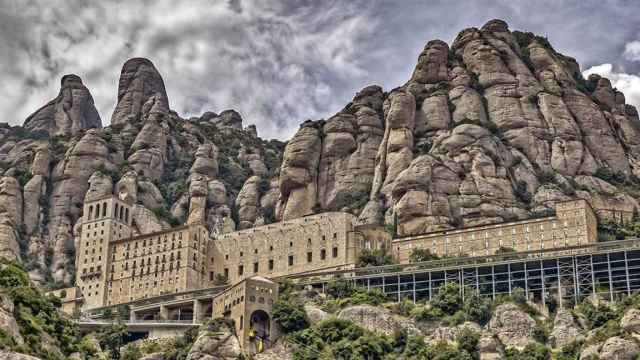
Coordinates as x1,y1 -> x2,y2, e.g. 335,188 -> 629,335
356,248 -> 394,267
432,283 -> 462,316
272,299 -> 308,333
409,248 -> 440,263
98,323 -> 128,359
462,292 -> 492,325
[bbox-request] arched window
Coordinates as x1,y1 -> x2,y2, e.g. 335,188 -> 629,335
114,203 -> 119,218
102,202 -> 107,217
88,205 -> 93,220
94,203 -> 100,219
125,208 -> 129,223
119,206 -> 124,221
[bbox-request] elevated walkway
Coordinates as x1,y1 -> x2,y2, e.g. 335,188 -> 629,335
76,319 -> 201,339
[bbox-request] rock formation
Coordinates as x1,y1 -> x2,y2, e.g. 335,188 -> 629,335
23,74 -> 101,137
111,58 -> 169,125
3,19 -> 640,288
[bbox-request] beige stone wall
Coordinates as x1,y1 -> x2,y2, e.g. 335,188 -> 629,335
46,287 -> 83,315
77,196 -> 133,309
211,212 -> 361,284
105,224 -> 210,305
393,199 -> 597,262
212,277 -> 279,350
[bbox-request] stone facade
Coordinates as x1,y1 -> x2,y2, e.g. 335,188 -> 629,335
105,224 -> 211,305
76,196 -> 133,309
392,199 -> 597,262
73,196 -> 212,309
210,212 -> 387,285
63,196 -> 594,314
69,199 -> 388,311
212,277 -> 279,352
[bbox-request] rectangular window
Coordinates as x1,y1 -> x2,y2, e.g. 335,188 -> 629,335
253,262 -> 259,273
320,249 -> 326,260
332,247 -> 338,258
307,252 -> 313,263
238,265 -> 243,276
224,268 -> 229,279
209,272 -> 214,281
288,255 -> 294,266
268,259 -> 274,270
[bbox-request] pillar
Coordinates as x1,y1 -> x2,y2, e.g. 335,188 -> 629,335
160,305 -> 169,320
193,299 -> 205,324
130,310 -> 137,321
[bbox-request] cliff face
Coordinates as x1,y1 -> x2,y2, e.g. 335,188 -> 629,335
279,19 -> 640,237
0,19 -> 639,285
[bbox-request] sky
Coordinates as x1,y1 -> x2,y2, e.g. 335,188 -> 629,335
1,0 -> 639,140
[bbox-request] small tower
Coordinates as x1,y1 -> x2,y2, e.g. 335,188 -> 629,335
76,195 -> 133,309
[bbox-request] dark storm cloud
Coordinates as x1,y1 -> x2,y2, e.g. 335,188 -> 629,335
0,0 -> 639,139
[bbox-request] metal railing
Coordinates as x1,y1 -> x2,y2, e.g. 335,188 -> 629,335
77,319 -> 200,325
286,238 -> 640,281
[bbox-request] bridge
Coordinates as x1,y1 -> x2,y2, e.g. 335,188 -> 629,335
76,319 -> 201,339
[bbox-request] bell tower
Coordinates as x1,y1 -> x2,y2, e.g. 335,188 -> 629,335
76,195 -> 133,309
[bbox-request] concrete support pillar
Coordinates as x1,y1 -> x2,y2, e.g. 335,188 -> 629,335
130,310 -> 137,321
193,299 -> 204,324
160,305 -> 169,320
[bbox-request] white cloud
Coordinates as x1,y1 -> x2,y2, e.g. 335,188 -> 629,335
583,63 -> 640,111
624,41 -> 640,62
0,0 -> 382,140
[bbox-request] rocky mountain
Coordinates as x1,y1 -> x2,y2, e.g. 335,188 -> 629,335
1,19 -> 640,286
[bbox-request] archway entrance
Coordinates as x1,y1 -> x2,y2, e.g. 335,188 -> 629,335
249,310 -> 270,340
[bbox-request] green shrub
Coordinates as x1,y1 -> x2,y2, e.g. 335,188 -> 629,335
356,248 -> 394,267
97,323 -> 128,359
462,292 -> 492,325
411,305 -> 445,322
456,328 -> 479,355
326,279 -> 355,299
594,167 -> 626,185
409,248 -> 440,263
556,341 -> 581,360
575,300 -> 616,329
505,343 -> 550,360
0,263 -> 30,288
432,283 -> 462,316
121,343 -> 142,360
514,180 -> 532,203
273,299 -> 309,333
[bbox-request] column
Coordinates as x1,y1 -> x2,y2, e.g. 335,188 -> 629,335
159,305 -> 169,320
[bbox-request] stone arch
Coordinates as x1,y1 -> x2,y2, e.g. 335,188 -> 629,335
249,309 -> 271,340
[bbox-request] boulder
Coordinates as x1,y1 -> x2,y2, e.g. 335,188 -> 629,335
0,352 -> 44,360
338,305 -> 421,336
422,322 -> 481,345
186,320 -> 242,360
599,336 -> 639,360
477,332 -> 505,360
621,308 -> 640,336
488,303 -> 538,349
549,309 -> 584,348
304,304 -> 328,325
0,292 -> 23,345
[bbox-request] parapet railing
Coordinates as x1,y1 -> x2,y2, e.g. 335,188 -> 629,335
86,284 -> 229,315
77,319 -> 200,325
285,238 -> 640,281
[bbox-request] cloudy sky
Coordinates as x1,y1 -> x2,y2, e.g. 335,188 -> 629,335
1,0 -> 639,140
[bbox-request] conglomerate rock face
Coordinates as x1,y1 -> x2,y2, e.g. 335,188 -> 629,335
23,74 -> 102,137
2,19 -> 640,285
